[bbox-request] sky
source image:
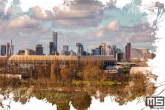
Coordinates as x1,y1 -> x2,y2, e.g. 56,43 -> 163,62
0,0 -> 159,54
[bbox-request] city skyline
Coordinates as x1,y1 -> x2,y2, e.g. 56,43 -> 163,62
0,32 -> 154,56
0,0 -> 157,54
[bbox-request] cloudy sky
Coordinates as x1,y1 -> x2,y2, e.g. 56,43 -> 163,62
0,0 -> 159,54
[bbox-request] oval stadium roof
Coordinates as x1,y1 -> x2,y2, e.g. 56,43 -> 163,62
0,56 -> 8,61
8,55 -> 116,61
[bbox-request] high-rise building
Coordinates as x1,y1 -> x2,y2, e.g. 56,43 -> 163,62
106,45 -> 111,56
17,50 -> 25,55
5,40 -> 14,56
6,43 -> 10,56
10,39 -> 14,55
0,39 -> 14,56
76,43 -> 84,56
126,43 -> 131,61
49,42 -> 54,55
1,45 -> 6,56
34,44 -> 43,55
98,45 -> 102,55
52,31 -> 57,52
111,45 -> 117,58
61,45 -> 70,55
91,48 -> 100,56
63,45 -> 68,52
91,49 -> 95,56
100,43 -> 106,55
116,52 -> 124,62
123,45 -> 127,61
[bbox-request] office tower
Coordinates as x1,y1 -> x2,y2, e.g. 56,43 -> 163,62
91,49 -> 95,56
10,39 -> 14,55
91,48 -> 100,56
111,45 -> 116,55
95,48 -> 100,56
98,45 -> 102,55
70,50 -> 76,56
106,45 -> 111,56
76,43 -> 84,56
63,45 -> 68,52
34,44 -> 43,55
123,45 -> 127,61
126,43 -> 131,61
100,43 -> 106,55
61,45 -> 70,55
6,43 -> 10,56
1,45 -> 6,56
116,53 -> 124,62
5,39 -> 14,56
17,50 -> 25,55
49,42 -> 54,55
111,45 -> 117,58
52,31 -> 57,52
11,45 -> 14,55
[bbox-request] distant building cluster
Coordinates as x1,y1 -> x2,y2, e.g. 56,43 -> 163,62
17,44 -> 44,55
0,31 -> 156,62
0,39 -> 14,56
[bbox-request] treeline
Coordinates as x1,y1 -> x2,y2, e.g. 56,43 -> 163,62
25,60 -> 130,83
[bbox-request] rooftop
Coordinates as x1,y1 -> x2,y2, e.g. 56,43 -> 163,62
0,56 -> 8,61
8,55 -> 116,61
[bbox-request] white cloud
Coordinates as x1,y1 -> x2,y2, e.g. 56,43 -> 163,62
107,20 -> 120,31
96,31 -> 103,38
7,15 -> 40,29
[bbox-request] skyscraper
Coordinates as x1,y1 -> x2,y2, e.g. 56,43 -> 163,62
10,39 -> 14,55
49,42 -> 54,55
100,43 -> 106,55
112,45 -> 117,58
34,44 -> 43,55
1,45 -> 6,56
126,43 -> 131,61
123,45 -> 127,61
6,43 -> 10,56
5,39 -> 14,56
76,43 -> 84,56
52,31 -> 57,52
106,45 -> 111,56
